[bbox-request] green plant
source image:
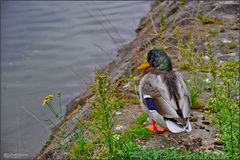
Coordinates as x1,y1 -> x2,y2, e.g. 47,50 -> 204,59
69,71 -> 138,159
42,139 -> 51,149
205,40 -> 218,97
90,71 -> 119,158
195,11 -> 214,24
124,113 -> 152,139
41,92 -> 79,152
68,122 -> 93,159
206,60 -> 239,159
186,72 -> 207,109
208,29 -> 219,35
159,14 -> 167,33
176,33 -> 195,71
42,93 -> 63,122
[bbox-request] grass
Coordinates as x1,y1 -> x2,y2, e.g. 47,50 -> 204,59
175,28 -> 195,71
129,148 -> 228,160
186,72 -> 207,109
124,113 -> 152,139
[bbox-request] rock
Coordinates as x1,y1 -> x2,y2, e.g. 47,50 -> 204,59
214,145 -> 222,150
202,121 -> 210,125
230,24 -> 239,30
218,52 -> 238,61
214,140 -> 224,145
193,137 -> 202,145
178,139 -> 183,144
200,125 -> 205,129
190,116 -> 198,122
183,143 -> 191,150
224,42 -> 237,49
219,27 -> 225,32
221,39 -> 231,43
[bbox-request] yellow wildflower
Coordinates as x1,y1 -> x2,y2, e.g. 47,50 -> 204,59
42,94 -> 54,106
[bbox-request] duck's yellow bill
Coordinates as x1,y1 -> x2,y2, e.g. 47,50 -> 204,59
137,62 -> 150,70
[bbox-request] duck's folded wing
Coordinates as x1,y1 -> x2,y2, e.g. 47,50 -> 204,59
142,73 -> 191,116
141,74 -> 179,118
175,72 -> 191,118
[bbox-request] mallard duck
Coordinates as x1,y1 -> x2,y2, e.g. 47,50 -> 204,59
138,49 -> 192,134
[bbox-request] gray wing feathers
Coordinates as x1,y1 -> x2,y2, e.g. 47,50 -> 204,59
140,73 -> 191,119
176,72 -> 191,118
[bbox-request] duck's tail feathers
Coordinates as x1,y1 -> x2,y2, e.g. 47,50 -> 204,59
165,119 -> 192,133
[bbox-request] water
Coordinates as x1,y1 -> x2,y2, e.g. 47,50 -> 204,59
1,1 -> 151,159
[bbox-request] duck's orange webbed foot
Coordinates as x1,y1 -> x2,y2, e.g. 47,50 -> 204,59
146,119 -> 171,134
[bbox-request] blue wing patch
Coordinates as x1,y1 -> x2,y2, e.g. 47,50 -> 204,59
144,98 -> 157,110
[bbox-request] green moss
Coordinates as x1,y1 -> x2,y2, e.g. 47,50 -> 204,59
208,29 -> 219,35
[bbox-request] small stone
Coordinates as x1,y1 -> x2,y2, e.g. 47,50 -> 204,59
115,111 -> 122,115
206,129 -> 210,132
227,52 -> 236,56
230,24 -> 239,30
219,28 -> 225,32
178,140 -> 183,144
209,147 -> 215,151
202,121 -> 210,125
219,60 -> 223,64
199,109 -> 204,112
214,140 -> 224,145
214,145 -> 222,150
185,144 -> 191,150
202,117 -> 205,120
202,56 -> 210,61
193,137 -> 202,143
224,42 -> 237,49
190,117 -> 198,122
221,39 -> 231,43
200,125 -> 205,129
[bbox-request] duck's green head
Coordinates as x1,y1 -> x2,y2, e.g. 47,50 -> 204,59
138,49 -> 172,72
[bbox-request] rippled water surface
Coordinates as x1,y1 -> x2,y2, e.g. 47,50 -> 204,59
1,1 -> 151,158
